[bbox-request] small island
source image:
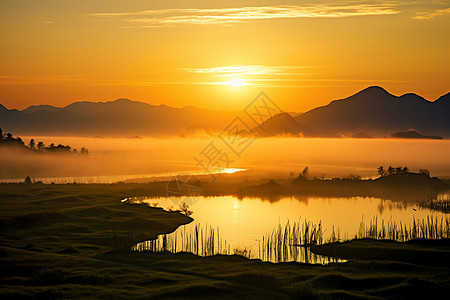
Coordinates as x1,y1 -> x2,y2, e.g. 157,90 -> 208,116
391,130 -> 443,140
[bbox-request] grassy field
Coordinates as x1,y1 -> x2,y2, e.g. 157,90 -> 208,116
1,183 -> 449,299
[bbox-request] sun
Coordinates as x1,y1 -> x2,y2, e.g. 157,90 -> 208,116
229,78 -> 247,87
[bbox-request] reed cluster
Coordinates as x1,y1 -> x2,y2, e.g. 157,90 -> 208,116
419,194 -> 450,213
357,216 -> 449,241
260,219 -> 329,263
133,223 -> 232,256
133,216 -> 450,264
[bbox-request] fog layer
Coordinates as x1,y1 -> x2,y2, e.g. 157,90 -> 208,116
1,137 -> 449,181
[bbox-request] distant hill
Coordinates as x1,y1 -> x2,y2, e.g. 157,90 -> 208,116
392,130 -> 443,140
242,172 -> 449,199
22,105 -> 62,114
251,112 -> 316,137
295,86 -> 450,138
0,99 -> 237,137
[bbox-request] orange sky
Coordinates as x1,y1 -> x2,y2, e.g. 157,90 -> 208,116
1,0 -> 449,112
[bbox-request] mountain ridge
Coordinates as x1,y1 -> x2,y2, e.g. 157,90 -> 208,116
1,86 -> 449,138
295,86 -> 449,137
0,98 -> 238,137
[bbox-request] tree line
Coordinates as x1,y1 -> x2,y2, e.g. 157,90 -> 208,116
0,128 -> 88,154
377,165 -> 430,177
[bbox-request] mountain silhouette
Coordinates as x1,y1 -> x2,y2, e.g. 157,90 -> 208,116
295,86 -> 450,137
22,105 -> 62,114
434,92 -> 450,105
1,87 -> 449,137
251,112 -> 316,137
0,99 -> 237,137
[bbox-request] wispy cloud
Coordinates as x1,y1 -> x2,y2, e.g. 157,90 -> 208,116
413,7 -> 450,19
182,65 -> 309,77
179,65 -> 408,87
90,4 -> 401,27
0,69 -> 409,89
181,65 -> 311,87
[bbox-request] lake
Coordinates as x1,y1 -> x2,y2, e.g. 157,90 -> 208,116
133,194 -> 449,264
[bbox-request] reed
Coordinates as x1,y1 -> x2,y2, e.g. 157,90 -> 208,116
419,194 -> 450,213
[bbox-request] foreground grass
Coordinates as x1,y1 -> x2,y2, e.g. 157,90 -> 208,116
1,183 -> 450,299
0,183 -> 191,254
2,244 -> 449,299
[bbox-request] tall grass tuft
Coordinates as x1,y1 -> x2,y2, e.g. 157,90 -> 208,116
357,216 -> 449,241
133,223 -> 231,257
259,218 -> 335,263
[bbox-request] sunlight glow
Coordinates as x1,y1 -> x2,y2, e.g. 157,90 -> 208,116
221,168 -> 246,174
229,78 -> 247,87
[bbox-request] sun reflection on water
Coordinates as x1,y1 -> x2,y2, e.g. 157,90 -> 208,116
231,198 -> 241,224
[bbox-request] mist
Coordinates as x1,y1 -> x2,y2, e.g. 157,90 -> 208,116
1,136 -> 449,181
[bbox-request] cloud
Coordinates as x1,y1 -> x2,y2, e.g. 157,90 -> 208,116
182,65 -> 310,77
90,4 -> 401,27
413,7 -> 450,19
0,67 -> 408,89
181,65 -> 311,87
179,65 -> 408,88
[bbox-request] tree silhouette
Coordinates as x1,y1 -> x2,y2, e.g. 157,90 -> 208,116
377,166 -> 386,177
301,166 -> 309,178
387,165 -> 394,175
419,169 -> 430,177
28,139 -> 35,150
0,130 -> 87,154
37,141 -> 44,151
24,176 -> 32,184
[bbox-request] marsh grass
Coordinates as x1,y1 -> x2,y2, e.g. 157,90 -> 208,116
259,216 -> 449,263
134,219 -> 339,263
355,215 -> 450,241
260,219 -> 333,263
135,215 -> 450,264
419,194 -> 450,213
133,223 -> 233,256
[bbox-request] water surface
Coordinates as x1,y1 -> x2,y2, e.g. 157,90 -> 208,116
134,194 -> 448,263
